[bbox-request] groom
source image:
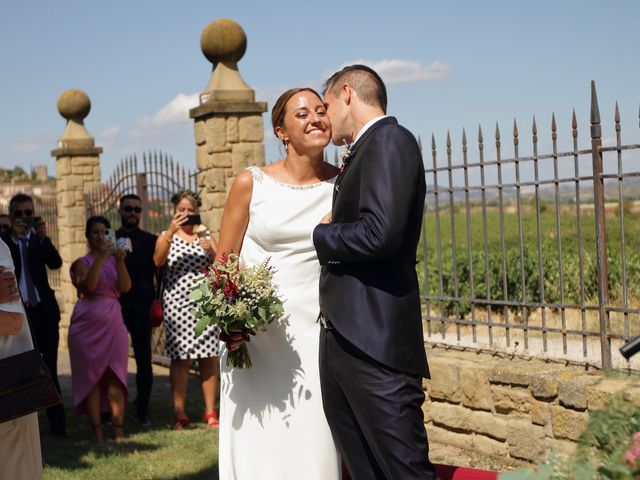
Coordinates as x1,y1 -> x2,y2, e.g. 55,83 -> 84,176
313,65 -> 438,479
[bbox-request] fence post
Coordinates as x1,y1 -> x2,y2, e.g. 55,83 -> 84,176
135,172 -> 150,230
50,89 -> 102,346
590,81 -> 612,370
189,19 -> 267,238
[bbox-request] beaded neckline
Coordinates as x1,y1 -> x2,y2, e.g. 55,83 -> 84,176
248,166 -> 335,190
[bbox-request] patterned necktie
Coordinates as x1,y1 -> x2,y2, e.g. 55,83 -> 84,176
19,237 -> 38,307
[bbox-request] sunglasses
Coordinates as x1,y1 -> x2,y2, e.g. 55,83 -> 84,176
13,209 -> 34,218
123,206 -> 143,213
0,225 -> 10,231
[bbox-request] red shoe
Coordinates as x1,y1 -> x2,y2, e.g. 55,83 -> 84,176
204,411 -> 219,427
172,415 -> 189,431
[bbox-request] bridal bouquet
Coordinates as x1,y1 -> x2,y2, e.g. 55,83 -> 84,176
189,253 -> 284,368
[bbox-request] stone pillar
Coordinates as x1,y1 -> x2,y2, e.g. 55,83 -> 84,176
51,89 -> 102,342
190,19 -> 267,237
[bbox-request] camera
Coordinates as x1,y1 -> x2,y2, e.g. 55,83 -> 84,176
183,214 -> 201,226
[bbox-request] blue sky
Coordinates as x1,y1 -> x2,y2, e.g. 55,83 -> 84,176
1,0 -> 639,181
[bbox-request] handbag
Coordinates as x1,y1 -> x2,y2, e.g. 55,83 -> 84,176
149,266 -> 165,328
0,348 -> 62,424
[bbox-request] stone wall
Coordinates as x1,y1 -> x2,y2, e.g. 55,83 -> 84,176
423,346 -> 640,463
192,103 -> 266,236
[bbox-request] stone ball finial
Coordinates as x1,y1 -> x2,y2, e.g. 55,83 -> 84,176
57,89 -> 91,122
200,18 -> 247,64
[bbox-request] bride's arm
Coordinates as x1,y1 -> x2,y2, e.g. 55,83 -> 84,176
215,170 -> 253,262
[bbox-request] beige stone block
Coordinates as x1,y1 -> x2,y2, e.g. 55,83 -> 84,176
550,405 -> 589,441
507,419 -> 546,462
57,176 -> 83,192
65,207 -> 86,228
196,145 -> 211,170
75,230 -> 87,243
200,208 -> 223,235
470,410 -> 509,441
492,386 -> 533,414
489,361 -> 533,386
251,143 -> 265,167
558,375 -> 598,410
204,117 -> 228,153
421,400 -> 432,424
429,402 -> 469,432
92,166 -> 101,179
71,165 -> 95,175
426,358 -> 461,403
530,369 -> 570,400
472,434 -> 509,456
56,158 -> 71,176
232,143 -> 256,174
59,191 -> 76,208
212,152 -> 233,169
623,387 -> 640,407
71,157 -> 100,167
531,400 -> 551,426
426,424 -> 474,451
586,378 -> 629,412
460,366 -> 493,411
194,119 -> 206,146
198,168 -> 227,193
226,117 -> 239,143
84,181 -> 101,191
546,438 -> 577,457
238,115 -> 264,142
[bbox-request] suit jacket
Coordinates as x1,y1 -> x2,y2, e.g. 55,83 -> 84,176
313,117 -> 429,378
0,231 -> 62,322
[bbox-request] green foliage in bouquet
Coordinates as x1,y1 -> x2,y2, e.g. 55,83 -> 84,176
500,395 -> 640,480
189,253 -> 284,368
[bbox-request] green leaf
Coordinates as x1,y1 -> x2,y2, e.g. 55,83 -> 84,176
194,315 -> 210,338
189,289 -> 202,301
258,307 -> 266,320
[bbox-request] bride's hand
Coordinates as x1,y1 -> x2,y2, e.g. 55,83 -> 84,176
220,329 -> 255,351
319,211 -> 332,224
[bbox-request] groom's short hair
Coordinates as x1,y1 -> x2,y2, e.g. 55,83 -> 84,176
323,65 -> 387,114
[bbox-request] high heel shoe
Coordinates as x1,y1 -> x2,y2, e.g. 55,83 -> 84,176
172,415 -> 189,431
204,411 -> 219,427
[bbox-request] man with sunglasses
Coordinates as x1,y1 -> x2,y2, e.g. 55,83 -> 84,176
116,193 -> 158,427
0,193 -> 68,437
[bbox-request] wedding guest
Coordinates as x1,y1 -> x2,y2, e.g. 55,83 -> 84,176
0,238 -> 43,479
68,216 -> 131,442
153,190 -> 221,430
117,193 -> 158,427
0,193 -> 69,437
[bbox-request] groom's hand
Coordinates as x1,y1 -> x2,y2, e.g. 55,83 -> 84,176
319,211 -> 332,224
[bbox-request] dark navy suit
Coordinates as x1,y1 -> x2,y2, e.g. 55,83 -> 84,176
313,117 -> 436,479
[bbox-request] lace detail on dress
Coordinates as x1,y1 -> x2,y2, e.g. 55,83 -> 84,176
246,166 -> 333,191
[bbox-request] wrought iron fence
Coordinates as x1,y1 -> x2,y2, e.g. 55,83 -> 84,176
420,82 -> 640,370
84,152 -> 197,362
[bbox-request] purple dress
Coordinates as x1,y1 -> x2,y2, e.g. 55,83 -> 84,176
68,254 -> 129,413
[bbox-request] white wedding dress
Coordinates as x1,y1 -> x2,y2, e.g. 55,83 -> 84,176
218,166 -> 341,480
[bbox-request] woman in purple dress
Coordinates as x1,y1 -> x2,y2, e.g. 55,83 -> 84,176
68,216 -> 132,442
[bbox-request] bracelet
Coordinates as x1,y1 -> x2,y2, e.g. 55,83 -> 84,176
162,232 -> 173,244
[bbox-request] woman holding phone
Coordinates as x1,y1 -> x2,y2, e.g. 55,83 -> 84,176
68,216 -> 131,442
153,190 -> 221,430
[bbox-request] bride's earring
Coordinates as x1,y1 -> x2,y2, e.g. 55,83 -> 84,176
284,139 -> 289,153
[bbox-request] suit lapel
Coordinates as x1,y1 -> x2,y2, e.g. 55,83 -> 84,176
332,116 -> 398,208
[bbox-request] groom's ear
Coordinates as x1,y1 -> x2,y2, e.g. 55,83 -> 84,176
341,84 -> 352,105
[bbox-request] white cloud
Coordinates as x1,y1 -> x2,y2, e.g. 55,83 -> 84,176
138,92 -> 199,128
338,59 -> 452,84
97,124 -> 121,140
10,129 -> 55,155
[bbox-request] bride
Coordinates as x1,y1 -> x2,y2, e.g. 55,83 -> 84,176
215,88 -> 341,480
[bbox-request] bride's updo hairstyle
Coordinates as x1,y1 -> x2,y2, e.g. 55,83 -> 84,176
271,87 -> 324,148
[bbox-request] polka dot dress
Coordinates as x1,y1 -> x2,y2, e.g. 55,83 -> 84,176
162,233 -> 221,359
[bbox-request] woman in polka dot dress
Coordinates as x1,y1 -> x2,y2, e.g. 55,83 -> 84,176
153,190 -> 221,430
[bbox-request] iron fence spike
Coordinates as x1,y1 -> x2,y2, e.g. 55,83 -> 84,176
478,124 -> 483,143
532,115 -> 537,135
572,109 -> 577,129
513,119 -> 518,138
590,80 -> 601,126
615,101 -> 620,124
462,128 -> 467,145
446,130 -> 451,147
431,133 -> 436,150
495,122 -> 500,140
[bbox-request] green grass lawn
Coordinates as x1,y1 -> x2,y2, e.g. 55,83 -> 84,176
41,365 -> 219,480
